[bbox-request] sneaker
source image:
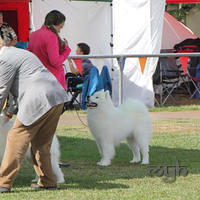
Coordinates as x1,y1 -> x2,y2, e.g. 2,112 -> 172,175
59,163 -> 70,168
0,186 -> 11,193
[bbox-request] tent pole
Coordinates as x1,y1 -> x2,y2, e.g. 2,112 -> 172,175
110,2 -> 114,65
29,0 -> 34,33
110,1 -> 123,105
110,2 -> 115,100
118,56 -> 123,105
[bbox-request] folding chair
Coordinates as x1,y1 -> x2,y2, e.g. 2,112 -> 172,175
63,73 -> 84,110
175,44 -> 200,99
63,65 -> 112,111
153,53 -> 180,106
186,60 -> 200,99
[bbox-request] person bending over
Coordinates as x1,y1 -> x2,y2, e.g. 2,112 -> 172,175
0,36 -> 68,193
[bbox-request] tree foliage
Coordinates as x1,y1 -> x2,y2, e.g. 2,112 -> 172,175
167,4 -> 200,23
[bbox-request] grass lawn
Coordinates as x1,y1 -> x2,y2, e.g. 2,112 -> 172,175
1,112 -> 200,199
150,104 -> 200,112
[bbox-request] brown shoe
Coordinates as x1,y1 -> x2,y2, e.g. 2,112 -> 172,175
30,183 -> 57,190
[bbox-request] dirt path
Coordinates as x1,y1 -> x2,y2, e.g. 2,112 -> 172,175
58,110 -> 200,126
151,110 -> 200,121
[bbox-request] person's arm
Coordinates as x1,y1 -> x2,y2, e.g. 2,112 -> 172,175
0,62 -> 16,113
68,59 -> 80,74
46,34 -> 71,68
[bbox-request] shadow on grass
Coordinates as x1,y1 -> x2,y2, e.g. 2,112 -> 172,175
13,135 -> 200,190
58,135 -> 200,188
58,135 -> 200,166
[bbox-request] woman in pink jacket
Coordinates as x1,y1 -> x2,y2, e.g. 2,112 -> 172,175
27,10 -> 71,90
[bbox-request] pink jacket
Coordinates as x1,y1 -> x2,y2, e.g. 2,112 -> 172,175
27,25 -> 71,90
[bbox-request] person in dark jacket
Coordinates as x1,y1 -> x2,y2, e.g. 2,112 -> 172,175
67,42 -> 93,77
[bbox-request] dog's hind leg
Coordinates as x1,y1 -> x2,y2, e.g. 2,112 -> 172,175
97,142 -> 115,166
140,143 -> 149,165
126,136 -> 141,163
132,126 -> 150,165
136,139 -> 149,165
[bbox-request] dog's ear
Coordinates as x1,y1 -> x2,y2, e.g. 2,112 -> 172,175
105,90 -> 110,99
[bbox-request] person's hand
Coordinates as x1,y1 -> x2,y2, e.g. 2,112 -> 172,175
63,38 -> 68,46
4,112 -> 13,123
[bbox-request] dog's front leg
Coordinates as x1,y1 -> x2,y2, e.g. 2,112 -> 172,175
96,139 -> 103,156
97,142 -> 115,166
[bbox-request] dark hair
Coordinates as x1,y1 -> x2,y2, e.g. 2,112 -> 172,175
44,10 -> 66,26
77,43 -> 90,55
44,10 -> 66,53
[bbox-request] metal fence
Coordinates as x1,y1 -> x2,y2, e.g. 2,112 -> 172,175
69,52 -> 200,104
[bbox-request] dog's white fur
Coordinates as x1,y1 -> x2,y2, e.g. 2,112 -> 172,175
87,90 -> 152,166
0,113 -> 65,183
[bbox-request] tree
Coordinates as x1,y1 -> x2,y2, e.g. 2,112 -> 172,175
166,4 -> 200,23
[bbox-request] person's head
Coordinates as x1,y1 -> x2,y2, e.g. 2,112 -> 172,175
76,43 -> 90,55
0,12 -> 3,27
44,10 -> 66,53
44,10 -> 66,33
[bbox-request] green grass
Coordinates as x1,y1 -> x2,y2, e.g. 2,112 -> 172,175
150,104 -> 200,112
1,118 -> 200,199
71,104 -> 200,113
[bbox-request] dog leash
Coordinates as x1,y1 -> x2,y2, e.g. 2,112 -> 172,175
75,108 -> 88,127
70,97 -> 88,127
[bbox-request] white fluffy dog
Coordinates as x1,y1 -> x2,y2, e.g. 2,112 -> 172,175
86,90 -> 152,166
0,113 -> 65,184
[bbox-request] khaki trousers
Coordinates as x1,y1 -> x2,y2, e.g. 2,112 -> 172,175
0,104 -> 64,189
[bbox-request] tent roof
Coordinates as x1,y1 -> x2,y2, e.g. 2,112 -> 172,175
161,12 -> 197,49
166,0 -> 200,3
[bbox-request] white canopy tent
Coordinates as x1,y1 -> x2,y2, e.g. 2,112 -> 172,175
31,0 -> 112,69
112,0 -> 165,107
31,0 -> 166,107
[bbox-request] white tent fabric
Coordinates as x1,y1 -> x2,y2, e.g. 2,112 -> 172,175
162,12 -> 197,50
31,0 -> 166,108
31,0 -> 112,69
112,0 -> 165,107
